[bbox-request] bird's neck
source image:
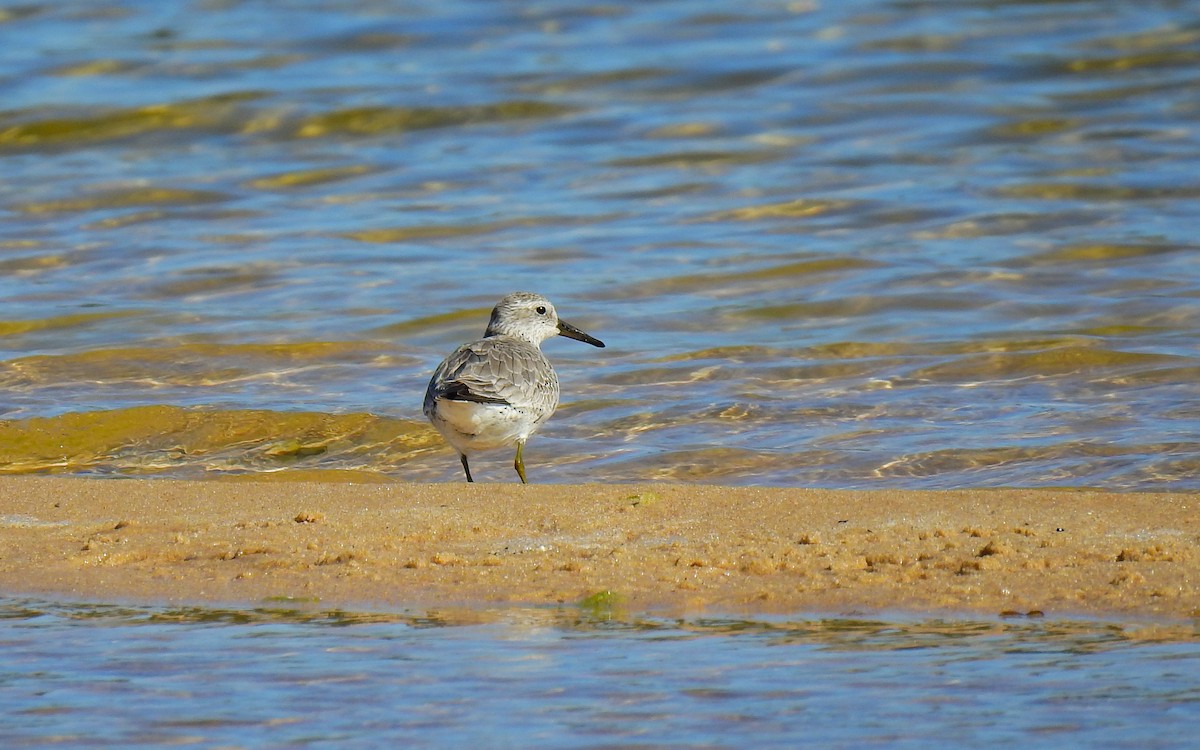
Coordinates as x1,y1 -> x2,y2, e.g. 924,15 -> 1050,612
485,330 -> 545,348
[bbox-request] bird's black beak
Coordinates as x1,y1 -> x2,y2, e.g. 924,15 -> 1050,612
558,319 -> 605,348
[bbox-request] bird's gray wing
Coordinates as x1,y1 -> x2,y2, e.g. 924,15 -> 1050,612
425,338 -> 557,411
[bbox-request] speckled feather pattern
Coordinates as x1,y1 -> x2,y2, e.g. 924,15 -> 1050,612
423,336 -> 560,421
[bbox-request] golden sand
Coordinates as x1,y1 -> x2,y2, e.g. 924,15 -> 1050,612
0,477 -> 1195,620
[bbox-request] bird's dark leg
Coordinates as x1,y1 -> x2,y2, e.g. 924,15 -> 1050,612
514,440 -> 528,484
460,454 -> 474,483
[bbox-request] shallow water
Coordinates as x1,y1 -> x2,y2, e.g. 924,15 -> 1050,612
1,0 -> 1199,487
0,598 -> 1195,749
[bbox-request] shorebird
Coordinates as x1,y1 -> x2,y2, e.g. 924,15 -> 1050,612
423,292 -> 605,483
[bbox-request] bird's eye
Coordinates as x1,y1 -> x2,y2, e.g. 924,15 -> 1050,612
536,306 -> 547,315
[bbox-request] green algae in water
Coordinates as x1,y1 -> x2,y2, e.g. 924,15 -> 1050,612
293,101 -> 574,138
0,406 -> 439,476
578,590 -> 626,620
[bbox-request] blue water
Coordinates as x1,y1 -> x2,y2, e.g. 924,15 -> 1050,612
0,599 -> 1197,748
0,0 -> 1198,486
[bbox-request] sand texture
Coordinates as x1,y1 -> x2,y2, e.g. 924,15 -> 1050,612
0,477 -> 1195,620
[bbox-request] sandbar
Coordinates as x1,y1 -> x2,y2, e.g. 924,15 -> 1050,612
0,477 -> 1195,621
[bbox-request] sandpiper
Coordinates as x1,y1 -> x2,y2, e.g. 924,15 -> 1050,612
423,292 -> 605,483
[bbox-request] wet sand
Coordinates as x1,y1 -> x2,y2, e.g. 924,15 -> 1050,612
0,477 -> 1195,620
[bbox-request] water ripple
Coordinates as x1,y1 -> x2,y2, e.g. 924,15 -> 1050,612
0,0 -> 1197,489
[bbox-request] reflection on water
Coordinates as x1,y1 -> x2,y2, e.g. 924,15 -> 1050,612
0,598 -> 1196,748
0,0 -> 1198,488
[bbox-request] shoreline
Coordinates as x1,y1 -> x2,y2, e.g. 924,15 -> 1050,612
0,477 -> 1195,622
